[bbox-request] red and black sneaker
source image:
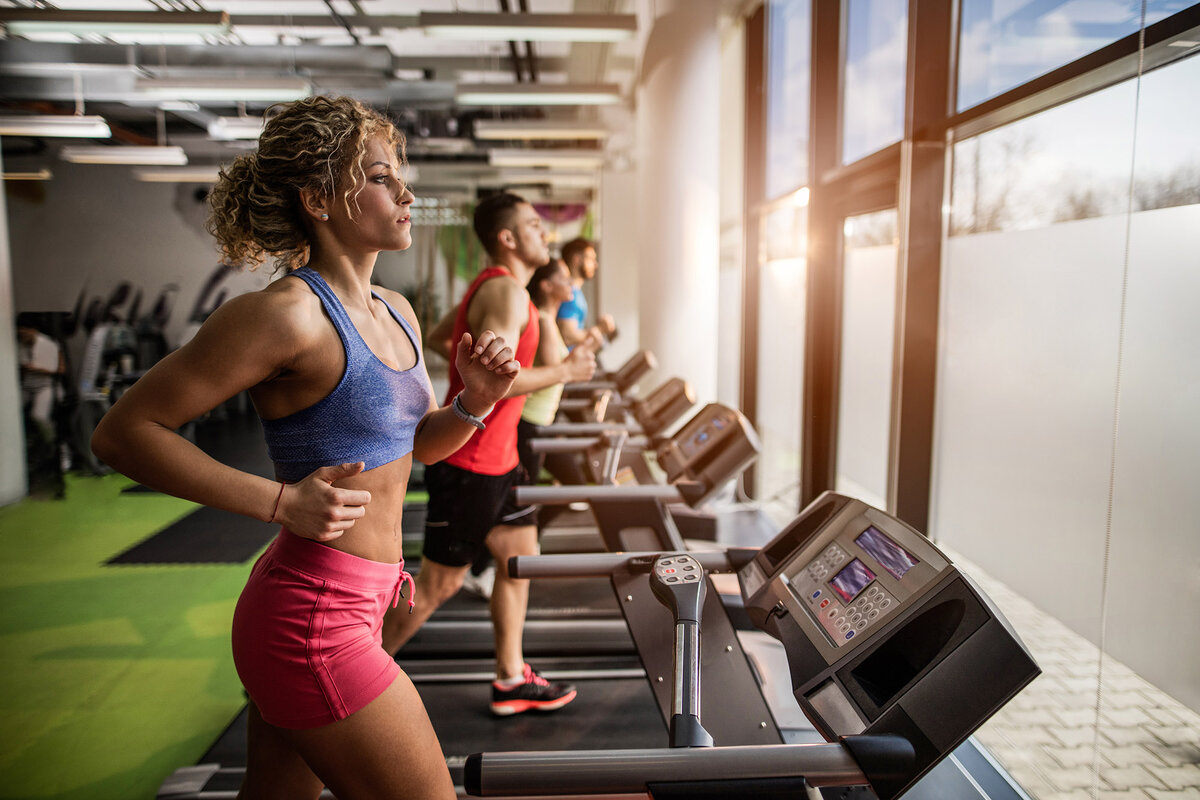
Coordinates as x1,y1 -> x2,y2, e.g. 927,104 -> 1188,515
490,663 -> 577,716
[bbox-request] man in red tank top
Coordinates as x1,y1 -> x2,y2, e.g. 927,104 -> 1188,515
383,193 -> 596,715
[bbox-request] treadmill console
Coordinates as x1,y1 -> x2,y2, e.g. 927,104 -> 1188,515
611,349 -> 657,394
655,403 -> 759,507
631,377 -> 695,437
740,492 -> 1039,798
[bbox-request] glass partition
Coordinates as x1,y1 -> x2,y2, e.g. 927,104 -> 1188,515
834,209 -> 898,511
934,46 -> 1200,799
755,199 -> 808,523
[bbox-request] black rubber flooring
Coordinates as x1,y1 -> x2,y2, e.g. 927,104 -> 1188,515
106,505 -> 279,565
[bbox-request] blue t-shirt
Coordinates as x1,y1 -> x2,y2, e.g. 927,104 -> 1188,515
557,286 -> 588,330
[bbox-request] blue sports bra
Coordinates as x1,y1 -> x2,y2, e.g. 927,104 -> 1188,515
260,267 -> 433,482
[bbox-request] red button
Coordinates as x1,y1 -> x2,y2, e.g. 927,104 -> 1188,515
819,599 -> 830,609
664,568 -> 676,574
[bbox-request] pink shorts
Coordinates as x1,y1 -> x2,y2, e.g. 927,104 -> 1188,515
231,529 -> 414,729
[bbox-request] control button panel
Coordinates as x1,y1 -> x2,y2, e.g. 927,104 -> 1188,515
789,548 -> 900,647
655,555 -> 702,585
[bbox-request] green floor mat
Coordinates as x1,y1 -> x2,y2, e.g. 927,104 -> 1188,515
0,473 -> 250,800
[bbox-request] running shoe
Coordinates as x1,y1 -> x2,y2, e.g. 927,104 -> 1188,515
461,564 -> 495,600
491,663 -> 577,716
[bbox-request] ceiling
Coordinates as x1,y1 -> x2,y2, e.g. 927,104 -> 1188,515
0,0 -> 641,200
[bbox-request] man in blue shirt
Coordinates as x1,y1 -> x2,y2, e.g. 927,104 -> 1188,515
556,237 -> 616,347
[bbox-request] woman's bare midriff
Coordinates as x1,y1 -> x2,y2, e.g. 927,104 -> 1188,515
297,455 -> 416,564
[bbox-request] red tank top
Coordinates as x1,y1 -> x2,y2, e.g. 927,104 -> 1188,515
445,266 -> 540,475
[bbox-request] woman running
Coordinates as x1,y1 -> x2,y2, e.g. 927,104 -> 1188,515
92,95 -> 516,800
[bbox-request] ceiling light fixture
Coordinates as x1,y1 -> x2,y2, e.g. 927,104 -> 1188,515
456,84 -> 622,107
488,149 -> 605,169
474,120 -> 610,141
419,12 -> 635,43
0,114 -> 111,139
0,9 -> 230,36
207,116 -> 265,140
133,166 -> 221,183
61,146 -> 188,166
135,77 -> 311,103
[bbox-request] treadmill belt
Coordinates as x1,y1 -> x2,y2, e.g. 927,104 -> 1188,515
420,676 -> 668,781
436,575 -> 619,619
106,506 -> 278,565
191,677 -> 667,789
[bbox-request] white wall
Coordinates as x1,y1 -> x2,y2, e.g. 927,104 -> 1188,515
1,150 -> 28,504
597,168 -> 640,374
634,0 -> 722,404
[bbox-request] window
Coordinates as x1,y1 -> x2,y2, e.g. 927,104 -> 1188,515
842,0 -> 907,164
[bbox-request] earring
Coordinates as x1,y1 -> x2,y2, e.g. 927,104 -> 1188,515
320,213 -> 329,221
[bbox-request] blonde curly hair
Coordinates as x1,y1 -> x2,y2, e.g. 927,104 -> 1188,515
206,95 -> 406,273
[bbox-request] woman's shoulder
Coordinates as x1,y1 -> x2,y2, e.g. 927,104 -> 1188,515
203,272 -> 325,341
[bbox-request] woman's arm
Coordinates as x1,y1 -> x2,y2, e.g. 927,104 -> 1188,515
411,331 -> 519,464
536,313 -> 566,366
92,288 -> 371,541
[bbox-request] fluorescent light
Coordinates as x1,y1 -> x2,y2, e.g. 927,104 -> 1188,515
61,146 -> 188,166
419,12 -> 635,43
207,116 -> 265,140
4,169 -> 53,181
0,114 -> 111,138
136,77 -> 311,102
133,166 -> 220,183
156,101 -> 201,112
488,149 -> 605,169
474,120 -> 609,141
456,84 -> 622,106
1,9 -> 229,36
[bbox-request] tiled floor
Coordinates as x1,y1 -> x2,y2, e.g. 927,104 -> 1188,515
948,550 -> 1200,800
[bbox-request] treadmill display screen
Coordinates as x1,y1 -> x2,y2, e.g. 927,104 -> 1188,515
679,428 -> 710,458
829,559 -> 875,603
855,526 -> 919,580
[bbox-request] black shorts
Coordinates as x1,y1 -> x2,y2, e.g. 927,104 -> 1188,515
421,460 -> 537,567
516,418 -> 546,486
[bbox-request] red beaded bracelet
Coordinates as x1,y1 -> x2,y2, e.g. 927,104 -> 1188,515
269,482 -> 285,523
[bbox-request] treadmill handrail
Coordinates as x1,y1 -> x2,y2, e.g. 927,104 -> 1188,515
532,421 -> 639,436
514,484 -> 681,505
508,551 -> 737,579
464,742 -> 875,796
527,435 -> 649,454
562,380 -> 619,393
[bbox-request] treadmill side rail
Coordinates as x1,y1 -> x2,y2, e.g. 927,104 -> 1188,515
463,742 -> 872,797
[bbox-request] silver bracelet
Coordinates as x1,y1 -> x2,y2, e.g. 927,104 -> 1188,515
451,392 -> 489,430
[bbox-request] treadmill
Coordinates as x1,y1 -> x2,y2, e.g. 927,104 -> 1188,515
467,492 -> 1042,799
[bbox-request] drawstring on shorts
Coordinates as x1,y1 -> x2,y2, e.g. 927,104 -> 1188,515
393,561 -> 415,614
